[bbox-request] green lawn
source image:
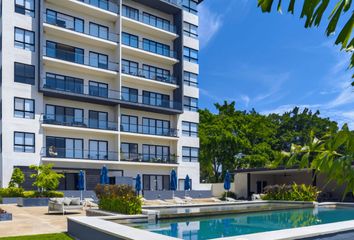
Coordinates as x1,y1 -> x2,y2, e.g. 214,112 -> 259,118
0,233 -> 73,240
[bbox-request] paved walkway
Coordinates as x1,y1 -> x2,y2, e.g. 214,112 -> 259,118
0,204 -> 84,238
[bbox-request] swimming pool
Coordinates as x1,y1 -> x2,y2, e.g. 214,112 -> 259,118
129,206 -> 354,240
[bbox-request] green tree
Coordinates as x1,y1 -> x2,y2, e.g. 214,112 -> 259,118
30,164 -> 64,193
257,0 -> 354,86
9,168 -> 25,188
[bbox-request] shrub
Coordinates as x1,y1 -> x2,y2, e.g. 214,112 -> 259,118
29,164 -> 64,193
9,168 -> 25,188
23,191 -> 64,198
261,183 -> 320,202
0,187 -> 24,197
220,191 -> 237,200
95,184 -> 142,215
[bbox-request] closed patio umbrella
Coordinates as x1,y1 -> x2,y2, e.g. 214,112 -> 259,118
170,169 -> 177,198
184,175 -> 191,191
135,174 -> 141,195
100,165 -> 109,185
224,170 -> 231,199
78,170 -> 84,201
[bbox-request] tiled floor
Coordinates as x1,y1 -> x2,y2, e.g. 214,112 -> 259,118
0,204 -> 84,238
304,231 -> 354,240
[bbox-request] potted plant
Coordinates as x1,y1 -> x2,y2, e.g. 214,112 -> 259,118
0,208 -> 12,221
1,168 -> 25,204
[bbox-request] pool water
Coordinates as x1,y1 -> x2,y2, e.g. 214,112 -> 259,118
130,207 -> 354,240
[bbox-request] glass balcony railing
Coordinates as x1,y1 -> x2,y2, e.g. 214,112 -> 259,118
122,39 -> 177,59
76,0 -> 119,14
43,45 -> 119,72
43,12 -> 119,43
121,153 -> 178,164
120,92 -> 182,110
120,124 -> 178,137
122,11 -> 177,33
41,114 -> 118,131
121,65 -> 177,85
41,147 -> 118,161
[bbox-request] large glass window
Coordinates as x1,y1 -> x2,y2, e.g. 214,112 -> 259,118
184,71 -> 198,87
182,0 -> 198,14
89,110 -> 108,130
143,175 -> 170,191
46,136 -> 83,158
182,147 -> 199,162
121,59 -> 138,76
14,97 -> 34,119
89,51 -> 108,69
121,115 -> 138,133
89,81 -> 108,98
15,0 -> 35,17
88,0 -> 109,10
46,41 -> 84,64
142,91 -> 170,108
122,5 -> 139,21
184,96 -> 198,112
14,132 -> 35,153
89,22 -> 108,40
122,32 -> 138,48
184,47 -> 198,63
121,87 -> 138,103
142,118 -> 170,136
45,105 -> 83,125
45,73 -> 83,94
89,140 -> 108,160
143,144 -> 170,162
46,9 -> 84,33
14,62 -> 35,85
183,22 -> 198,38
143,64 -> 171,82
143,39 -> 170,57
14,27 -> 35,51
182,121 -> 198,137
121,142 -> 138,160
142,12 -> 171,32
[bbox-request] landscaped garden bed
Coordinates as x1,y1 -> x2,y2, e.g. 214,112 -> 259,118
0,208 -> 12,221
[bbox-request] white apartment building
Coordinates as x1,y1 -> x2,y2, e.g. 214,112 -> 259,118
0,0 -> 202,191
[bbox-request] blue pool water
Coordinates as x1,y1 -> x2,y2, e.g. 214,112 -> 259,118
131,207 -> 354,239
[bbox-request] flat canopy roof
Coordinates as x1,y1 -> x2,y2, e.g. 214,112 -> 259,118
234,166 -> 304,174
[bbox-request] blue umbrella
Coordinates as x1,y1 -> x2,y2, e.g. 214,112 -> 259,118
170,169 -> 177,191
224,170 -> 231,191
135,174 -> 141,195
100,166 -> 109,185
78,170 -> 84,201
184,175 -> 191,191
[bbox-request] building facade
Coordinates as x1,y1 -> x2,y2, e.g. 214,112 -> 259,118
0,0 -> 202,191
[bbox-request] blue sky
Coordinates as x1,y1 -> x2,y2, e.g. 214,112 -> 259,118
197,0 -> 354,129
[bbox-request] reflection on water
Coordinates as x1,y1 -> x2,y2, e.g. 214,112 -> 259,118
131,207 -> 354,240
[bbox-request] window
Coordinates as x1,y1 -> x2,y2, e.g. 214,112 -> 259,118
45,73 -> 83,94
184,71 -> 198,87
121,87 -> 138,103
14,97 -> 34,119
122,5 -> 139,21
121,59 -> 138,76
46,136 -> 83,158
86,0 -> 109,11
46,9 -> 84,33
14,62 -> 35,85
15,0 -> 35,17
183,22 -> 198,38
122,32 -> 138,48
143,174 -> 170,191
182,121 -> 198,137
89,22 -> 108,40
14,27 -> 35,51
89,140 -> 108,160
46,41 -> 84,64
182,0 -> 198,14
143,144 -> 170,162
142,91 -> 170,108
89,110 -> 108,129
142,117 -> 171,136
184,47 -> 198,63
143,39 -> 171,57
89,51 -> 108,69
143,64 -> 171,83
14,132 -> 35,153
142,12 -> 172,32
182,147 -> 199,162
121,142 -> 138,160
89,81 -> 108,98
121,115 -> 138,133
184,96 -> 198,112
45,105 -> 83,125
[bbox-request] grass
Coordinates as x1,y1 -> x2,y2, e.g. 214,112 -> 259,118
0,233 -> 73,240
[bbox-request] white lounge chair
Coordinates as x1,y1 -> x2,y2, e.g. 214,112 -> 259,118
48,197 -> 83,215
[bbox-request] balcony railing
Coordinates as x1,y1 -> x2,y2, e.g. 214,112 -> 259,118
121,153 -> 178,164
43,45 -> 119,72
40,114 -> 118,131
76,0 -> 119,14
41,147 -> 119,161
120,124 -> 178,137
120,92 -> 182,110
121,65 -> 177,85
43,12 -> 119,43
122,11 -> 177,33
122,39 -> 177,59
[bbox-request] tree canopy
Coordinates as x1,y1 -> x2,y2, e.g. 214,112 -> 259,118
199,101 -> 339,183
257,0 -> 354,86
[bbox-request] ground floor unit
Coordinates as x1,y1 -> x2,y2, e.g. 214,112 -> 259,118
234,168 -> 351,202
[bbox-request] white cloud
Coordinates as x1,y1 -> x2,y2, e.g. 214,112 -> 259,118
198,4 -> 223,48
240,95 -> 250,107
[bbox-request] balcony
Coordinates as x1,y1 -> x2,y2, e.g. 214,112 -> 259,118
121,153 -> 178,164
41,147 -> 118,162
43,12 -> 119,49
121,39 -> 178,64
121,11 -> 177,40
43,45 -> 119,77
120,124 -> 178,138
40,114 -> 118,133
